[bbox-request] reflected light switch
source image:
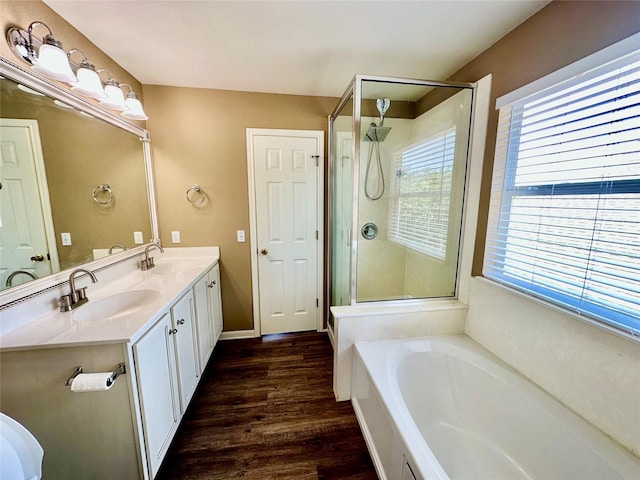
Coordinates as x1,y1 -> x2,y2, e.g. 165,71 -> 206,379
134,231 -> 144,244
61,232 -> 72,246
237,230 -> 245,243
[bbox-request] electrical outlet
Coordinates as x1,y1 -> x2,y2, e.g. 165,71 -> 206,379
237,230 -> 245,243
61,232 -> 72,246
171,231 -> 181,243
134,231 -> 144,244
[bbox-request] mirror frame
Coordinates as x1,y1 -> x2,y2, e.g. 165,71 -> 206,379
0,56 -> 159,306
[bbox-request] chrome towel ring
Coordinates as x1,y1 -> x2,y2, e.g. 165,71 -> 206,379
92,184 -> 113,205
186,185 -> 207,206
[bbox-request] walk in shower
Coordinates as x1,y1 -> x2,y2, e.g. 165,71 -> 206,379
328,75 -> 475,318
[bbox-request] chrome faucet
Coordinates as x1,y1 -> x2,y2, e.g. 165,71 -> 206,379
108,243 -> 127,254
5,270 -> 38,287
59,268 -> 98,312
140,242 -> 164,271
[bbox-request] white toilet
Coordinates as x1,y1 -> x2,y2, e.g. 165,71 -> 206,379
0,413 -> 44,480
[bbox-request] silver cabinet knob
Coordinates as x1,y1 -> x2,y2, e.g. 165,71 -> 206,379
260,248 -> 268,256
169,328 -> 178,335
177,318 -> 185,325
30,254 -> 45,262
208,280 -> 216,288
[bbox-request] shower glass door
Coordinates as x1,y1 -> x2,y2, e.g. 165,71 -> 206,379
355,79 -> 473,302
330,93 -> 354,307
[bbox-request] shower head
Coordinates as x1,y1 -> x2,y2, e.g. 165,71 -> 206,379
376,97 -> 390,126
364,97 -> 392,142
364,123 -> 392,142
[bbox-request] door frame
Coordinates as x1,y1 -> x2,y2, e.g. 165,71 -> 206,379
246,128 -> 324,336
0,118 -> 61,277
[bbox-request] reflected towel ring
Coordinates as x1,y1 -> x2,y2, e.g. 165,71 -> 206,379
92,184 -> 113,205
186,185 -> 207,206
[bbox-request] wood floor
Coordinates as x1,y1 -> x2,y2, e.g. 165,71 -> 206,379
156,332 -> 378,480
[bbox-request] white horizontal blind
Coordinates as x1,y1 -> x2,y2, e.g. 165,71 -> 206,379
388,128 -> 456,258
484,51 -> 640,336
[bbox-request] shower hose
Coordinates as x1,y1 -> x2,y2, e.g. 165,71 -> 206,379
365,140 -> 385,200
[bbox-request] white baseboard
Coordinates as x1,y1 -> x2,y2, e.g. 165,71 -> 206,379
219,329 -> 258,340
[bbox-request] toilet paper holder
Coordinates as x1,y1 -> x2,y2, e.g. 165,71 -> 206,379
64,363 -> 126,387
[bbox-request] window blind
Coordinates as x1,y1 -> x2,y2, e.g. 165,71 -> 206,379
388,128 -> 456,259
484,51 -> 640,337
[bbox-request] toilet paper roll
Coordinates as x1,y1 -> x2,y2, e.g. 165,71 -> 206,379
70,372 -> 114,392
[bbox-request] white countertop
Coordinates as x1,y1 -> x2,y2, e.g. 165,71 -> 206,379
0,247 -> 219,351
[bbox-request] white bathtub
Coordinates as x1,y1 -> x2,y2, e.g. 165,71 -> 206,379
352,335 -> 640,480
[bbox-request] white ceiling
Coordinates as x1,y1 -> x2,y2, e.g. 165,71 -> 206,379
44,0 -> 549,98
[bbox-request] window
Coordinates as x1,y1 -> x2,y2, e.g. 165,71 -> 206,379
484,49 -> 640,337
388,127 -> 456,259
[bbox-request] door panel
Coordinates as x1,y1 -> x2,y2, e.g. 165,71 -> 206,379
0,121 -> 55,287
252,133 -> 320,334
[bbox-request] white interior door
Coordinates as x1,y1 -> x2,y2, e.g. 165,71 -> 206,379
0,119 -> 58,288
248,129 -> 323,335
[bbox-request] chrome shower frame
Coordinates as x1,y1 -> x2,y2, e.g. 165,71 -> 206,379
327,74 -> 475,323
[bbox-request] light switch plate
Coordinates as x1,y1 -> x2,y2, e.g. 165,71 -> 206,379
171,231 -> 181,243
237,230 -> 245,243
134,231 -> 144,244
61,232 -> 72,246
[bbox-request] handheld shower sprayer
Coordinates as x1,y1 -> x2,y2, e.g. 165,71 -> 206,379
364,97 -> 392,200
376,97 -> 391,126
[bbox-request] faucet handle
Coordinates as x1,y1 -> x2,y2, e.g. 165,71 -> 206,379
59,294 -> 73,312
75,287 -> 88,302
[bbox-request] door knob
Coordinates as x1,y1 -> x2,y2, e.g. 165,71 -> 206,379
30,254 -> 45,262
260,248 -> 268,256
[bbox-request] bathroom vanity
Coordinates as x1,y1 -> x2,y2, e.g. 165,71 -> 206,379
0,247 -> 223,479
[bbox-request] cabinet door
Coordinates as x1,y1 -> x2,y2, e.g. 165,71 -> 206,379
133,313 -> 180,478
171,290 -> 200,412
193,273 -> 214,371
209,264 -> 224,342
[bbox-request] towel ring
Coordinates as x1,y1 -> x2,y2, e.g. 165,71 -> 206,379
186,185 -> 207,206
92,184 -> 113,205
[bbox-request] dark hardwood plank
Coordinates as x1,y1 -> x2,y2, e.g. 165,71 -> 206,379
156,332 -> 378,480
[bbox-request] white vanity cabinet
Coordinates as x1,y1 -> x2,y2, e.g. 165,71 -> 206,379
210,263 -> 223,343
193,263 -> 223,371
133,313 -> 180,478
194,273 -> 215,370
0,249 -> 223,480
171,290 -> 200,411
134,289 -> 201,478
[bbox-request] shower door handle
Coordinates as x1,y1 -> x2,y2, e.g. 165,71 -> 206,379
260,248 -> 269,256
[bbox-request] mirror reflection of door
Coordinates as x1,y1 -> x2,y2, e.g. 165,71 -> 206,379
0,119 -> 59,290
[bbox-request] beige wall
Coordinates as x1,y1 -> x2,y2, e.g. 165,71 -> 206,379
440,0 -> 640,275
142,85 -> 336,331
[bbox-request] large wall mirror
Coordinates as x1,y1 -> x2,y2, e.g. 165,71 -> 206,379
0,58 -> 157,293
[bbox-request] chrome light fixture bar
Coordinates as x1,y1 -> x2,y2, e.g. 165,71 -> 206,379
6,21 -> 149,120
7,21 -> 76,82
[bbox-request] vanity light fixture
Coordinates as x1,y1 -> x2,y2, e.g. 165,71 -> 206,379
68,49 -> 107,100
120,84 -> 149,120
6,22 -> 77,83
6,22 -> 148,120
97,69 -> 127,111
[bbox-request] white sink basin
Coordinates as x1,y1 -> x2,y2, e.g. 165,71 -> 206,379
147,261 -> 202,277
72,290 -> 163,322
